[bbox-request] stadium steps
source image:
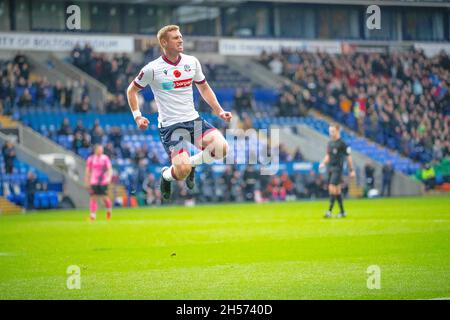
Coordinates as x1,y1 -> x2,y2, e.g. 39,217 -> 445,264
49,53 -> 110,107
26,52 -> 109,108
309,109 -> 418,167
227,56 -> 285,88
0,196 -> 23,215
109,183 -> 127,202
348,179 -> 364,198
0,115 -> 19,128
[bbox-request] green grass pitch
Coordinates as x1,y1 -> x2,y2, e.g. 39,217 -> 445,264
0,196 -> 449,300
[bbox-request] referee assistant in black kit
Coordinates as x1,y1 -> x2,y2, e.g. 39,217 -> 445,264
319,124 -> 356,218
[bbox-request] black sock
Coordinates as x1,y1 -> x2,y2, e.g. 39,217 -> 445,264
336,194 -> 345,213
328,195 -> 336,211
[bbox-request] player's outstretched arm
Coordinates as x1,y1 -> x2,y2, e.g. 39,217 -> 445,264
196,81 -> 232,122
126,82 -> 149,130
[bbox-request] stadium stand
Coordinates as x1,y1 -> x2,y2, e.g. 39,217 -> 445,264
258,50 -> 450,163
1,54 -> 90,115
253,116 -> 421,175
69,44 -> 256,92
4,44 -> 448,208
16,110 -> 327,205
67,44 -> 259,115
257,49 -> 450,188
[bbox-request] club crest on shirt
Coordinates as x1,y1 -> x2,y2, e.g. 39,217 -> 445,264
184,64 -> 191,72
163,69 -> 168,75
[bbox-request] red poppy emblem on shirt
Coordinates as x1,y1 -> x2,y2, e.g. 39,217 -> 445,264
173,70 -> 181,78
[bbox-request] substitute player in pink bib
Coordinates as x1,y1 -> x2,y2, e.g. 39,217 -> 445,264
126,25 -> 232,200
85,144 -> 113,221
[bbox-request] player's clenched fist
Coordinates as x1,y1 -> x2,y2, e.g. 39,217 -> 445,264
219,111 -> 232,122
135,116 -> 149,130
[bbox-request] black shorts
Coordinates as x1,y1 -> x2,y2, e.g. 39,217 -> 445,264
327,169 -> 343,186
158,117 -> 216,158
90,185 -> 108,196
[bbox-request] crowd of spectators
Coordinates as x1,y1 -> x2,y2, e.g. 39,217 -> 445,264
259,49 -> 450,165
111,140 -> 316,206
416,157 -> 450,190
70,44 -> 249,116
55,118 -> 164,166
130,164 -> 336,207
53,116 -> 326,206
0,54 -> 92,114
70,44 -> 162,114
72,44 -> 134,95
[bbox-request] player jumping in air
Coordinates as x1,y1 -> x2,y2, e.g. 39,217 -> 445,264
85,144 -> 113,221
126,25 -> 232,200
319,124 -> 356,218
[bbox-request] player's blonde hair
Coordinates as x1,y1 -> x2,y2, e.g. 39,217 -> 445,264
330,123 -> 341,130
94,144 -> 103,153
157,25 -> 180,48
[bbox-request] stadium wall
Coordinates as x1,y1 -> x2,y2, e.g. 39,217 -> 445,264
0,131 -> 64,182
2,32 -> 450,57
16,125 -> 90,208
18,124 -> 86,181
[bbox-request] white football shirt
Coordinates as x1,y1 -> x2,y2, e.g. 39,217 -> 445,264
133,53 -> 206,127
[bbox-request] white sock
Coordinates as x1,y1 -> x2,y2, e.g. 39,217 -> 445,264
189,152 -> 204,167
162,166 -> 175,181
189,150 -> 217,167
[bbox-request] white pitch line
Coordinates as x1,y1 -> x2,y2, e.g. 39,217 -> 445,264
0,252 -> 16,256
